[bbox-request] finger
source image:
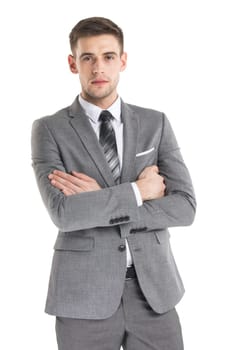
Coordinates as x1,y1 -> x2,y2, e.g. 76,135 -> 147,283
52,170 -> 68,177
69,177 -> 94,191
50,173 -> 83,190
51,170 -> 96,186
70,176 -> 101,191
62,188 -> 78,196
138,167 -> 152,179
52,170 -> 79,184
49,171 -> 100,192
153,165 -> 159,173
71,171 -> 96,182
50,178 -> 82,194
50,178 -> 67,190
146,165 -> 160,176
50,174 -> 74,188
145,165 -> 159,173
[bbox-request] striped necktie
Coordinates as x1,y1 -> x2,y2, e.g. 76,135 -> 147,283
99,110 -> 121,184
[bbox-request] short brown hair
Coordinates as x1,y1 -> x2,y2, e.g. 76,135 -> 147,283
69,17 -> 124,54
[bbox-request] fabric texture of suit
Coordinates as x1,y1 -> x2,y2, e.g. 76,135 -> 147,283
31,97 -> 196,319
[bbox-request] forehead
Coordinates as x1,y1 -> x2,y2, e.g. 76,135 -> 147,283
75,34 -> 121,55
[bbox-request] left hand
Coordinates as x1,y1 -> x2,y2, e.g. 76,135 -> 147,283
136,165 -> 166,201
48,170 -> 101,196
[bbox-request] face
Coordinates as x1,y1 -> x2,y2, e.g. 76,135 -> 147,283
68,34 -> 127,108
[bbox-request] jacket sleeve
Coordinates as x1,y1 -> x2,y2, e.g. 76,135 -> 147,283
129,113 -> 196,233
31,119 -> 140,232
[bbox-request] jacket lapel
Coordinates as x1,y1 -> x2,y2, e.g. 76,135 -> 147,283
68,98 -> 115,187
120,101 -> 138,183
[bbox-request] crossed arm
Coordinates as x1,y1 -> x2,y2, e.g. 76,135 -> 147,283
32,114 -> 196,232
48,165 -> 166,202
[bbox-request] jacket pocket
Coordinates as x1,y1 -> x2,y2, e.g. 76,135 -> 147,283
152,230 -> 172,264
154,229 -> 171,244
54,236 -> 94,251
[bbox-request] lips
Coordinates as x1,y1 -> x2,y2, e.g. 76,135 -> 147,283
91,79 -> 108,85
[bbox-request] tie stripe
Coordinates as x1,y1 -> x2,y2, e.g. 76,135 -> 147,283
99,110 -> 121,184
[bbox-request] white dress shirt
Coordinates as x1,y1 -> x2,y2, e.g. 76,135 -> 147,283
79,95 -> 142,266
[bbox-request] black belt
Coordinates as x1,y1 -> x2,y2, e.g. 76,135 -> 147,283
126,265 -> 137,279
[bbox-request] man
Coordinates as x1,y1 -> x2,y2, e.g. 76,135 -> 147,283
31,17 -> 196,350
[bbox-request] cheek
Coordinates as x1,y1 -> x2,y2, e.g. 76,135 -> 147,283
78,69 -> 90,83
108,65 -> 120,78
111,71 -> 120,84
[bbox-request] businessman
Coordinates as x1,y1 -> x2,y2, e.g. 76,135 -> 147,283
31,17 -> 196,350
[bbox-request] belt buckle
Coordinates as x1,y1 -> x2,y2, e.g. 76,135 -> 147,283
125,265 -> 135,280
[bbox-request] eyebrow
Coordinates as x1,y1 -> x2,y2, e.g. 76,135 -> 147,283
79,51 -> 118,59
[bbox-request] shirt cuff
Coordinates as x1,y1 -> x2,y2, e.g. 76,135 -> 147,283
131,182 -> 143,207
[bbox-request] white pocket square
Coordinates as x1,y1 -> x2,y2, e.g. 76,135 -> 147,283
136,147 -> 155,157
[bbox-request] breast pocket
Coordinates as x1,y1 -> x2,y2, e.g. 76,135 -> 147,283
136,147 -> 155,158
135,147 -> 158,175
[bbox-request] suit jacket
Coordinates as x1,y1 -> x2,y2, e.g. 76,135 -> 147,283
31,97 -> 196,319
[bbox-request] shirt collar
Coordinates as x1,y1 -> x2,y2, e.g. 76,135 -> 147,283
78,95 -> 121,123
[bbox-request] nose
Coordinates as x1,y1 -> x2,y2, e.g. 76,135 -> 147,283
92,58 -> 104,74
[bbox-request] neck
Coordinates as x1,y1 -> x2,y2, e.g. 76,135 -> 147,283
81,93 -> 118,109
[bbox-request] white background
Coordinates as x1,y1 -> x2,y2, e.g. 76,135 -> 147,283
0,0 -> 232,349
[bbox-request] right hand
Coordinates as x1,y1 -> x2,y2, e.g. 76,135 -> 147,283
136,165 -> 166,201
48,170 -> 101,196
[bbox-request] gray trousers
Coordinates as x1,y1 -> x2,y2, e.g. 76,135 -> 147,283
56,278 -> 184,350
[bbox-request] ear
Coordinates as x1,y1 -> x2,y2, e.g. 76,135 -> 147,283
120,52 -> 127,72
68,55 -> 79,74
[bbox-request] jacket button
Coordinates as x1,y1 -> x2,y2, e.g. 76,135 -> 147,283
118,244 -> 126,252
130,229 -> 136,234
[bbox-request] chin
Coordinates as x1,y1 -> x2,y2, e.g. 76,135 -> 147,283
88,90 -> 112,101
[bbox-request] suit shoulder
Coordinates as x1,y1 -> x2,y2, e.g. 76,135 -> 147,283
126,103 -> 164,121
33,106 -> 70,127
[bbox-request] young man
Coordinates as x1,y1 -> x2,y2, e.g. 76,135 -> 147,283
31,17 -> 196,350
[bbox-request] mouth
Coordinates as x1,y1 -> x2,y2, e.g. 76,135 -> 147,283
91,79 -> 109,85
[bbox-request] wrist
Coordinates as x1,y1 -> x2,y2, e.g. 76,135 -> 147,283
135,179 -> 146,201
131,182 -> 143,206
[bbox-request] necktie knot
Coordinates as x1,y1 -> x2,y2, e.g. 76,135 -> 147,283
99,110 -> 114,123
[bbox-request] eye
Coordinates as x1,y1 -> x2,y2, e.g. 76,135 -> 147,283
105,54 -> 115,60
81,55 -> 92,62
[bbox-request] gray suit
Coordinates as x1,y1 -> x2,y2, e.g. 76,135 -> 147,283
31,97 -> 196,320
